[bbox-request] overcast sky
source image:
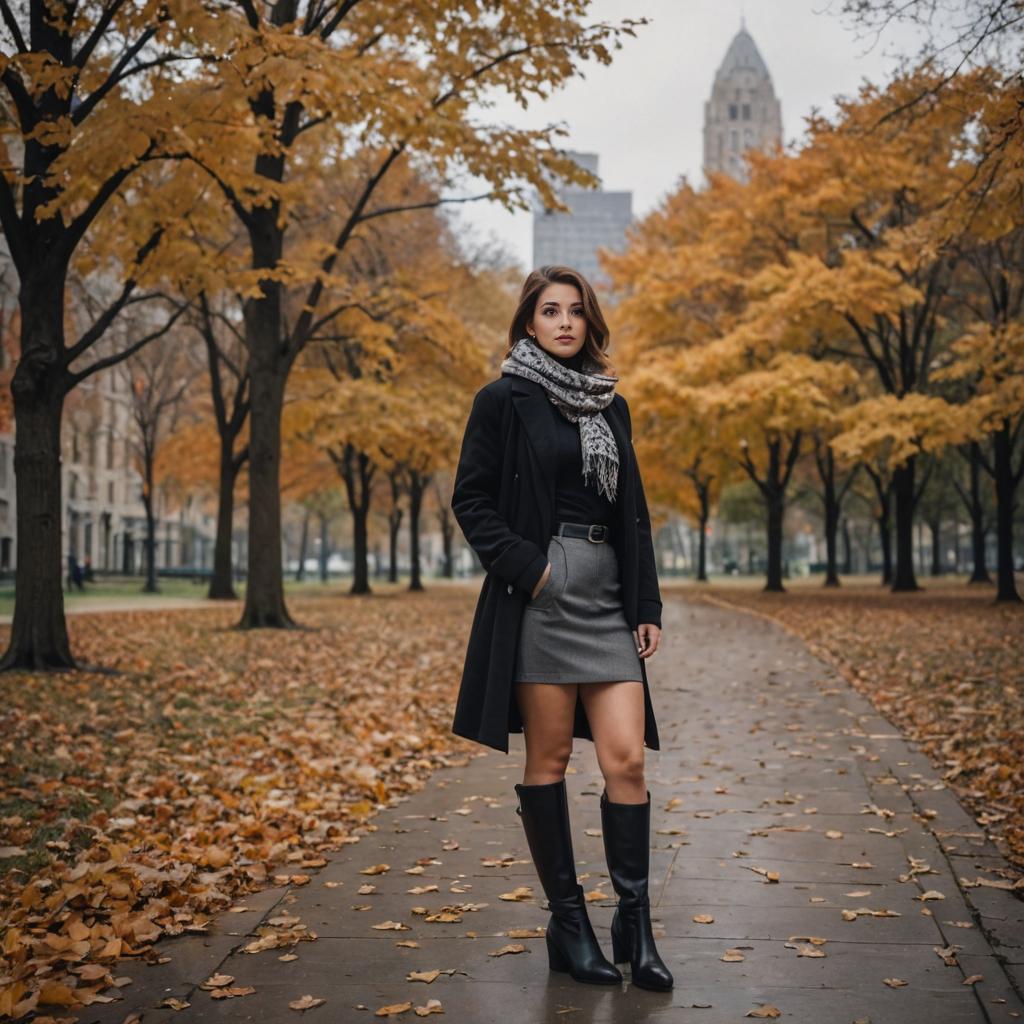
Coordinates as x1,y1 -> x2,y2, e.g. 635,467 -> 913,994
445,0 -> 926,271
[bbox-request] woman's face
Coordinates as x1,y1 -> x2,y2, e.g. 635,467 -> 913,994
527,282 -> 587,358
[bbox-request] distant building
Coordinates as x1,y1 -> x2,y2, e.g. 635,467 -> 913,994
531,151 -> 632,286
703,22 -> 783,183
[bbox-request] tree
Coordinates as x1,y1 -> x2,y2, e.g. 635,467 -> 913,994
167,0 -> 645,629
119,327 -> 203,592
0,4 -> 210,668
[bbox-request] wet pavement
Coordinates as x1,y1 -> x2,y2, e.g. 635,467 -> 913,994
78,594 -> 1024,1023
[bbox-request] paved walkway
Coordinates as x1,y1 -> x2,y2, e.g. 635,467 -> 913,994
83,595 -> 1023,1023
0,595 -> 236,625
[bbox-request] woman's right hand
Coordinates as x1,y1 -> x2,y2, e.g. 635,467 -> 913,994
531,561 -> 552,599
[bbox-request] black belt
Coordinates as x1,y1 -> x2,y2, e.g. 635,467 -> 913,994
556,521 -> 609,543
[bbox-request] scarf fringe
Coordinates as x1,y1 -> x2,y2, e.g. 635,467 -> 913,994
499,337 -> 620,502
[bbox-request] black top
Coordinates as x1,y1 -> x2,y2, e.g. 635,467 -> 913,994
548,347 -> 618,529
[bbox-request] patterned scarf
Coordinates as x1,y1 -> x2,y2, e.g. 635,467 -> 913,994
500,336 -> 620,502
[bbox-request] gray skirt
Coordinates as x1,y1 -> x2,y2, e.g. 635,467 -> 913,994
513,534 -> 644,684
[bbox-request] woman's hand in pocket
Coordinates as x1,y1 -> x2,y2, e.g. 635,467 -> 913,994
531,561 -> 552,599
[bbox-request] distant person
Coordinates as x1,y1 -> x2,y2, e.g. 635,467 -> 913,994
450,265 -> 671,992
66,554 -> 85,592
83,555 -> 94,582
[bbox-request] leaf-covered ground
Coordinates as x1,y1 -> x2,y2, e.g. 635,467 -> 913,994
678,576 -> 1024,869
3,578 -> 1022,1018
0,588 -> 479,1019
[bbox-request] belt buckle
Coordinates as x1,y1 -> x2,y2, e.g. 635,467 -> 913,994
587,524 -> 605,543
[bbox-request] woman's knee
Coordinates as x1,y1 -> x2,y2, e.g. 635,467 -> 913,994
524,743 -> 573,782
601,748 -> 645,787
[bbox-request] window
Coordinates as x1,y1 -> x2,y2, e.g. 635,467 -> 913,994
742,104 -> 751,120
728,104 -> 738,120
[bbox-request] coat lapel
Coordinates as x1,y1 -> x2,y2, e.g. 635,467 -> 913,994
508,375 -> 632,522
510,378 -> 558,515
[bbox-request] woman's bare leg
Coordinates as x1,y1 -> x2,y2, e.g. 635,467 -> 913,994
578,681 -> 646,803
515,681 -> 578,784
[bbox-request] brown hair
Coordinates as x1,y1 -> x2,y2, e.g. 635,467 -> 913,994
503,265 -> 613,374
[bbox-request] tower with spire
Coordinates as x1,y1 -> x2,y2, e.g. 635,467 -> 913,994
702,21 -> 783,183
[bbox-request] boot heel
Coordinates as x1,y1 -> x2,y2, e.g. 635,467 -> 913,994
546,932 -> 569,972
610,918 -> 627,964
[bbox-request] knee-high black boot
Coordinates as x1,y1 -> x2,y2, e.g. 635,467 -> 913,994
514,779 -> 622,985
600,788 -> 674,991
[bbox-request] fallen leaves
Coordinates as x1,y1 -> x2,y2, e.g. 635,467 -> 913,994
745,865 -> 781,883
0,593 -> 481,1016
290,994 -> 327,1011
498,886 -> 533,902
841,907 -> 902,921
960,874 -> 1024,891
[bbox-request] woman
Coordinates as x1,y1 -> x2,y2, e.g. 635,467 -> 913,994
450,265 -> 673,991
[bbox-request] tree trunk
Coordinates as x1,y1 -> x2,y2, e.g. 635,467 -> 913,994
142,462 -> 159,594
696,487 -> 709,582
209,443 -> 241,599
0,347 -> 74,670
295,508 -> 309,583
967,441 -> 991,584
760,439 -> 788,593
865,466 -> 893,585
891,459 -> 920,591
992,419 -> 1021,603
841,516 -> 853,574
765,488 -> 785,592
1,278 -> 76,670
408,469 -> 428,592
351,506 -> 370,593
239,336 -> 295,626
877,512 -> 893,585
436,485 -> 454,579
929,515 -> 943,576
319,512 -> 330,583
338,445 -> 375,595
388,471 -> 403,583
238,195 -> 296,627
820,445 -> 840,587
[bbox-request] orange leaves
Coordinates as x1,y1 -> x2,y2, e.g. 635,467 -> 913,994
832,393 -> 970,468
0,590 -> 480,1016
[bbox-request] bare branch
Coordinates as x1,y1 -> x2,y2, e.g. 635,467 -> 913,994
0,0 -> 26,52
65,301 -> 190,387
72,1 -> 130,70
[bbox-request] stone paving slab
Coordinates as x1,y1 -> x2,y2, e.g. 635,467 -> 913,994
76,594 -> 1023,1024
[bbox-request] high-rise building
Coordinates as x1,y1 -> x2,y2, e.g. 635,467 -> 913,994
531,151 -> 632,285
703,22 -> 783,183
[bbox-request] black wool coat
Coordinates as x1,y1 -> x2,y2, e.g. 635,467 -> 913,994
450,373 -> 663,755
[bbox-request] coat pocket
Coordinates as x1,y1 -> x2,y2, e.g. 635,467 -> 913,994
526,538 -> 567,611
